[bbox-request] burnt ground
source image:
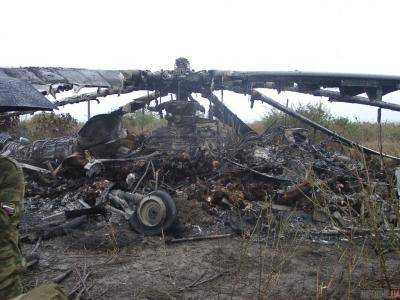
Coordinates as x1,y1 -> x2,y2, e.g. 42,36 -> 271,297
15,125 -> 400,299
21,223 -> 400,300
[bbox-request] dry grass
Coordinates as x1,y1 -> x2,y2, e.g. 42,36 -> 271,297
249,105 -> 400,296
17,112 -> 81,140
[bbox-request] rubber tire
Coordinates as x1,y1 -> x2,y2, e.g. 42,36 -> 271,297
129,190 -> 177,236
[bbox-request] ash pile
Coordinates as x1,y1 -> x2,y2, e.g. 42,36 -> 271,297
2,107 -> 399,249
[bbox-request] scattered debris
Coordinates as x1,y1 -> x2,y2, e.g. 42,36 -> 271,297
52,269 -> 73,284
12,119 -> 398,245
166,233 -> 234,244
1,58 -> 399,249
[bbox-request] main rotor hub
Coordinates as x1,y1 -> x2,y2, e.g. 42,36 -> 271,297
174,57 -> 191,75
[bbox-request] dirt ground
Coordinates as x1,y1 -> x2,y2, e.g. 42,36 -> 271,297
21,224 -> 400,300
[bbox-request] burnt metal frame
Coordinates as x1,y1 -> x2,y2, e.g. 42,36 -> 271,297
1,59 -> 400,160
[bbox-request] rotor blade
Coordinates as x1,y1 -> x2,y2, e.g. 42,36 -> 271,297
256,82 -> 400,112
202,89 -> 255,136
0,89 -> 165,118
250,89 -> 400,161
0,67 -> 126,90
54,86 -> 139,107
0,73 -> 55,113
215,70 -> 400,100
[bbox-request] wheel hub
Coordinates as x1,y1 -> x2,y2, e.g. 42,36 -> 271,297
137,195 -> 167,227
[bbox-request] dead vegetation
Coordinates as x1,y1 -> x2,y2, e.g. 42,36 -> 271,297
0,112 -> 81,141
13,117 -> 400,298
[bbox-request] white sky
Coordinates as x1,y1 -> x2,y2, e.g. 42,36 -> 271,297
1,0 -> 400,123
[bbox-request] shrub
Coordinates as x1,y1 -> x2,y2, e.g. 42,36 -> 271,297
262,102 -> 333,130
18,112 -> 80,140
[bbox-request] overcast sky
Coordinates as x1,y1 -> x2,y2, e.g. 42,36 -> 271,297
1,0 -> 400,123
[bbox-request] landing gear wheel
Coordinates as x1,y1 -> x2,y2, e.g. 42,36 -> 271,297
129,190 -> 177,236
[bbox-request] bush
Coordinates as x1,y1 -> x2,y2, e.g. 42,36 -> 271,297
262,102 -> 333,130
19,112 -> 80,140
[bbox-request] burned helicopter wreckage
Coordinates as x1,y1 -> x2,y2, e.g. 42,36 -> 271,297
1,58 -> 400,238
